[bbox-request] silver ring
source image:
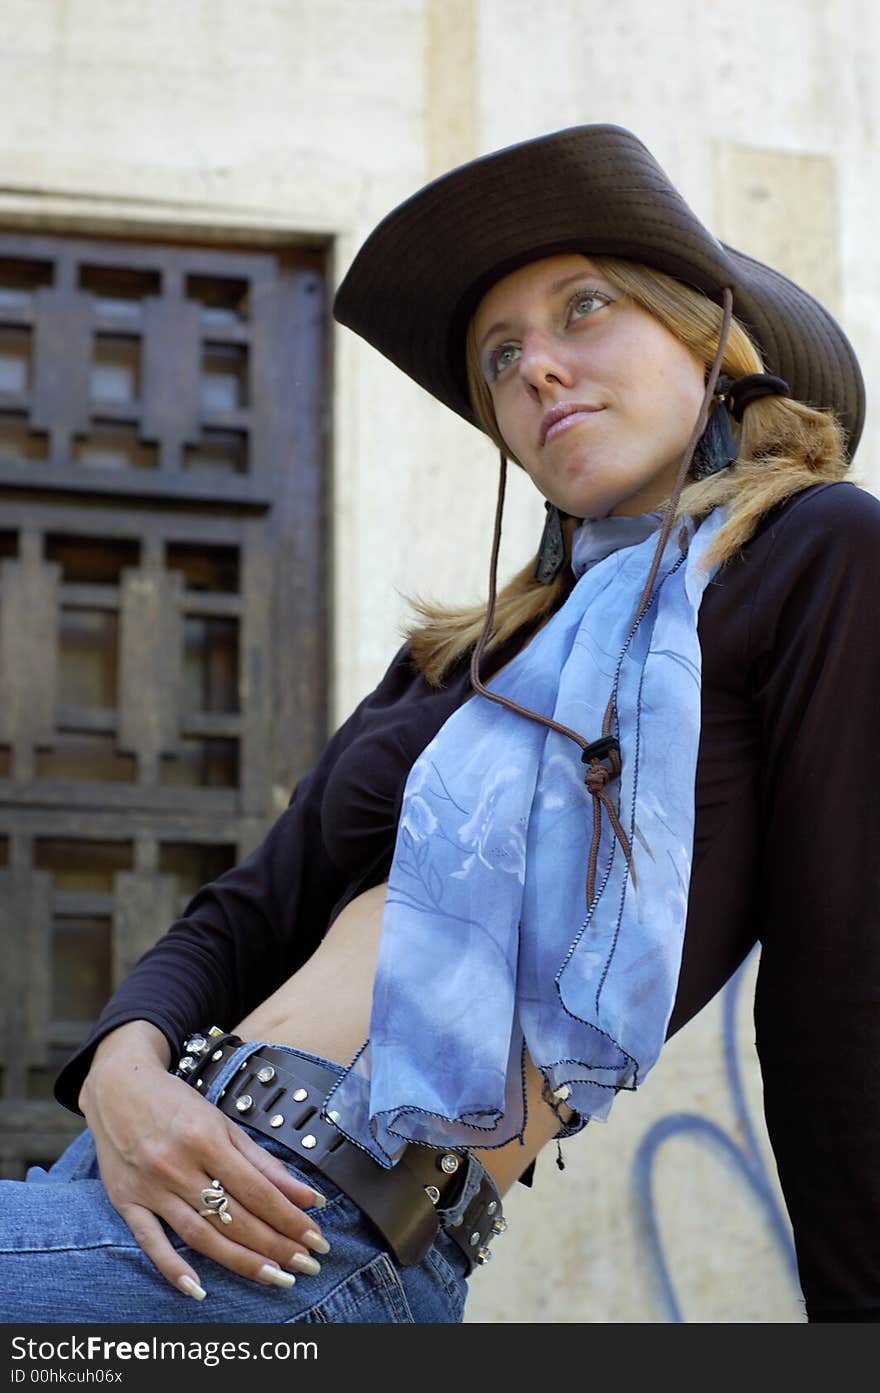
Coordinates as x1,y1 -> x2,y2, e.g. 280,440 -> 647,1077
199,1179 -> 233,1225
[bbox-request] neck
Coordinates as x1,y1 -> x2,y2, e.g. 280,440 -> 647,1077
570,510 -> 664,579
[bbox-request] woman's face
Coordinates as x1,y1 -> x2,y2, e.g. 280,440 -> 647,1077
471,253 -> 706,518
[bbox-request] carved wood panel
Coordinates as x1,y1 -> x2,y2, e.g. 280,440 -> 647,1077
0,232 -> 328,1176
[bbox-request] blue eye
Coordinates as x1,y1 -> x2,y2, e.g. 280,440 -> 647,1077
486,342 -> 521,380
569,288 -> 611,320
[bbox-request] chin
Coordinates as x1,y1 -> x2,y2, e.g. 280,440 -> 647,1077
559,490 -> 624,520
545,470 -> 628,520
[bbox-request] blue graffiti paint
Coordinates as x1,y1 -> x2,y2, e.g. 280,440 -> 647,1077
631,949 -> 800,1322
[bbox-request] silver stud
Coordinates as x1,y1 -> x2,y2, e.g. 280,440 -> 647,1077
292,1088 -> 308,1102
327,1109 -> 341,1123
211,1049 -> 223,1062
177,1055 -> 196,1073
238,1061 -> 248,1072
469,1230 -> 481,1247
475,1247 -> 492,1265
424,1185 -> 440,1205
256,1066 -> 276,1084
492,1217 -> 508,1235
234,1094 -> 254,1114
207,1026 -> 225,1037
195,1078 -> 203,1090
301,1134 -> 317,1149
183,1034 -> 208,1055
269,1114 -> 284,1128
552,1084 -> 571,1102
486,1200 -> 497,1216
440,1153 -> 460,1175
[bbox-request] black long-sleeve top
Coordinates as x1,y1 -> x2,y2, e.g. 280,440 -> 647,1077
55,480 -> 880,1321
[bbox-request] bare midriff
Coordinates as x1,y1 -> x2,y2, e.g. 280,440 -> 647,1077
234,879 -> 572,1197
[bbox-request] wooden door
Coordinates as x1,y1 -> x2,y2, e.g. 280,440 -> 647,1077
0,232 -> 328,1176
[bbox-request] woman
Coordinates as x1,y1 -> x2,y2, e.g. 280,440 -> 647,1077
1,124 -> 877,1324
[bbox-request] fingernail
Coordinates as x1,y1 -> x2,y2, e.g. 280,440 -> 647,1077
178,1275 -> 206,1301
303,1229 -> 331,1255
290,1252 -> 322,1276
258,1264 -> 296,1288
310,1188 -> 328,1208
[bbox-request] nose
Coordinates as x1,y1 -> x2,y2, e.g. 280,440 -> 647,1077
517,329 -> 573,394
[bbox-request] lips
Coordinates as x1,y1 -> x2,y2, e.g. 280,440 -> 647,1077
540,402 -> 602,446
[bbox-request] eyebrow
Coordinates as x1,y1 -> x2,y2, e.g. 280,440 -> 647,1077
476,271 -> 600,355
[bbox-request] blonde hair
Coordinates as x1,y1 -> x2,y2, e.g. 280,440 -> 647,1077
404,256 -> 850,686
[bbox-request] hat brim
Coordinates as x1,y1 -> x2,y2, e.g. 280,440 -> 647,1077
334,124 -> 864,458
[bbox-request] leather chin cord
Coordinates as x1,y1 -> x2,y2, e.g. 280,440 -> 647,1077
468,288 -> 735,910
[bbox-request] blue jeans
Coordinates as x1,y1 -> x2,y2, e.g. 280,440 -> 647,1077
0,1042 -> 476,1324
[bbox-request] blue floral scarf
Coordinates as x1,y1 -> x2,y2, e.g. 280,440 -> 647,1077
326,507 -> 726,1164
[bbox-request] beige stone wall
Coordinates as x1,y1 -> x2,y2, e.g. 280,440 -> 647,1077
1,0 -> 874,1322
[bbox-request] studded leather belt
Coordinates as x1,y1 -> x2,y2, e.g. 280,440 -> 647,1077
173,1028 -> 506,1274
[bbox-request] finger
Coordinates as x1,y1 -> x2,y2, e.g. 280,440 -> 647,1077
160,1193 -> 299,1288
124,1179 -> 301,1290
220,1124 -> 329,1234
119,1203 -> 208,1302
195,1158 -> 329,1268
154,1153 -> 322,1272
228,1123 -> 328,1214
127,1123 -> 326,1271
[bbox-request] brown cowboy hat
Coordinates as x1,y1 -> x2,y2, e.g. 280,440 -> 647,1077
333,124 -> 865,457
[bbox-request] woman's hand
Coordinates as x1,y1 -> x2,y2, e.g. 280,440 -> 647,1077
79,1021 -> 328,1301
